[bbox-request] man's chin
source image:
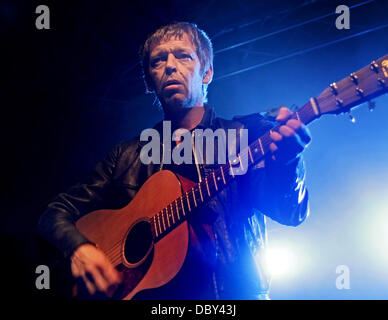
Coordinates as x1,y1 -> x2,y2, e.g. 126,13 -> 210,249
162,94 -> 186,109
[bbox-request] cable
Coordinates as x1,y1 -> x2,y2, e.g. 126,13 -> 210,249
210,0 -> 322,39
214,23 -> 388,81
214,0 -> 375,55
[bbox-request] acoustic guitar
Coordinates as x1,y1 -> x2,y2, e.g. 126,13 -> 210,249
75,54 -> 388,299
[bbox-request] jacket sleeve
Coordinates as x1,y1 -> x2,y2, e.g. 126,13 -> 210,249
234,112 -> 309,226
248,156 -> 309,226
37,142 -> 124,258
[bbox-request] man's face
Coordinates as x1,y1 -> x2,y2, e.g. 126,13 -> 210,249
148,33 -> 211,113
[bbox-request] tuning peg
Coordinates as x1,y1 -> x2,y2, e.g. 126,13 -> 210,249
348,111 -> 356,123
370,61 -> 379,73
368,100 -> 376,112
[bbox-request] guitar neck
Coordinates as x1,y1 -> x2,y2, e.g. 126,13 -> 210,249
150,54 -> 388,241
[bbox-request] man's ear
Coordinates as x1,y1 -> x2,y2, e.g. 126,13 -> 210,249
202,65 -> 213,85
146,83 -> 154,93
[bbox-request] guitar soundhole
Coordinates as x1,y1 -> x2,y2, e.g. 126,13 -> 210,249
124,220 -> 153,264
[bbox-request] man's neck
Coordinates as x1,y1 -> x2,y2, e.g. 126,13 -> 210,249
165,106 -> 205,131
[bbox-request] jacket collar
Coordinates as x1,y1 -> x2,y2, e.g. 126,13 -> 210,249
152,104 -> 216,134
196,104 -> 215,129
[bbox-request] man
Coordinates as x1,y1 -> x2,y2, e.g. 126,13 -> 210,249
38,22 -> 311,299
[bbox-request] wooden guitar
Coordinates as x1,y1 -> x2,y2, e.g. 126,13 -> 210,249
75,54 -> 388,299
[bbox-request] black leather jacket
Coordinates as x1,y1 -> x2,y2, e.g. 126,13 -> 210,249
38,106 -> 309,299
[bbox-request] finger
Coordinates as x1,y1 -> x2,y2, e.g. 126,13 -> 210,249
101,265 -> 122,285
269,142 -> 278,153
71,260 -> 81,278
286,120 -> 311,145
82,273 -> 97,296
278,125 -> 296,138
278,128 -> 305,154
97,265 -> 121,297
285,119 -> 303,131
276,107 -> 292,123
269,130 -> 283,142
86,267 -> 109,294
101,267 -> 122,298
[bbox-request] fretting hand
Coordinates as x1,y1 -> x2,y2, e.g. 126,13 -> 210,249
269,106 -> 311,164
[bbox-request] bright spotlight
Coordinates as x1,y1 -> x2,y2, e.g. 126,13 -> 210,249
262,245 -> 298,278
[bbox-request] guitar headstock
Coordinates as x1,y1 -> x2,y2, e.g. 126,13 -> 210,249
316,54 -> 388,116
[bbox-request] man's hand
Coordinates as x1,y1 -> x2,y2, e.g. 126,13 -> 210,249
71,243 -> 122,298
269,106 -> 311,164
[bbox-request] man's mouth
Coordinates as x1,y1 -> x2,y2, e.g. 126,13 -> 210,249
163,80 -> 182,89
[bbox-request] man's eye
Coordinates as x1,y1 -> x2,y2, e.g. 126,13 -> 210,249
151,59 -> 159,66
177,53 -> 192,60
150,58 -> 163,67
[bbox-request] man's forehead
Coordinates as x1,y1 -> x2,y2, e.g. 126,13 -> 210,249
150,33 -> 196,54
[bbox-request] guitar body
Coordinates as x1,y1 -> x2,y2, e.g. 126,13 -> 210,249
75,170 -> 195,299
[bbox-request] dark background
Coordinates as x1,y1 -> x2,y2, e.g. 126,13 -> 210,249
2,0 -> 388,299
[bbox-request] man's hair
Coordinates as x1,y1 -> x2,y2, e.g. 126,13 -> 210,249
140,22 -> 214,103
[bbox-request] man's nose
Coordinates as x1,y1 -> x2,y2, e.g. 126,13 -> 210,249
165,54 -> 177,75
